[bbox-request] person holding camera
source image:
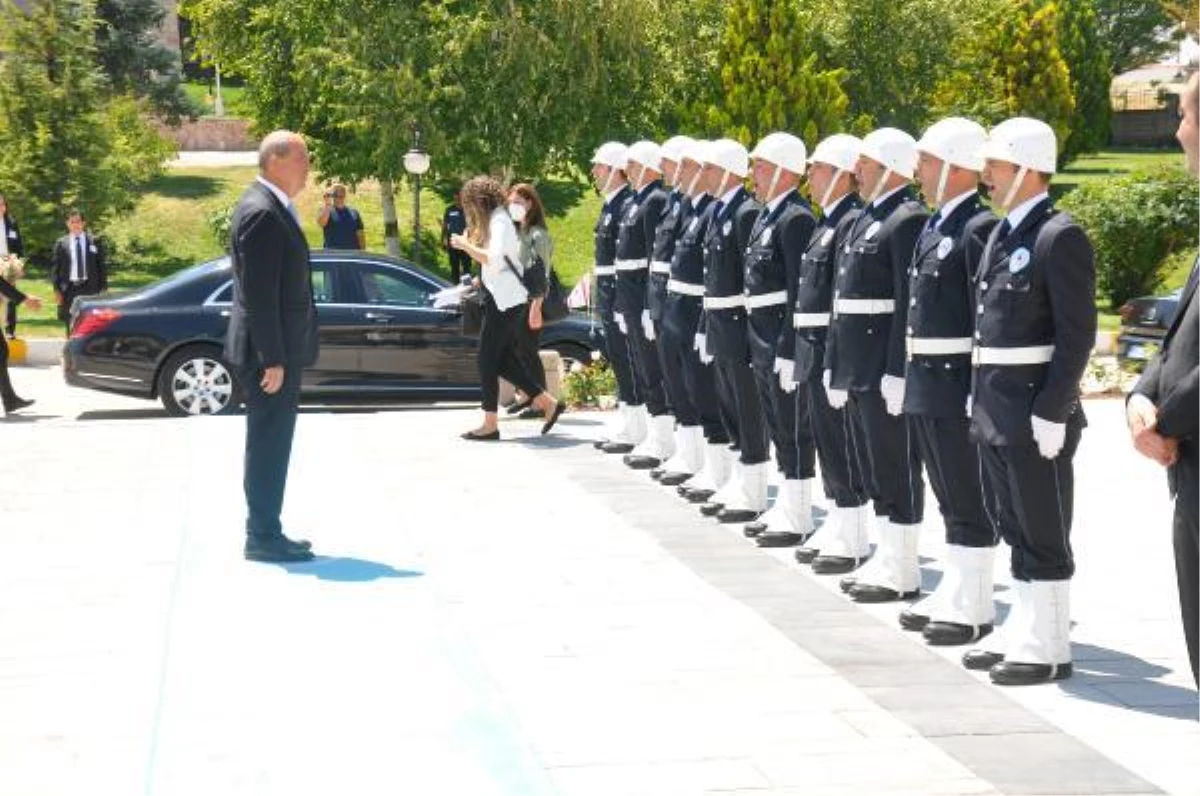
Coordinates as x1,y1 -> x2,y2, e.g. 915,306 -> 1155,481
317,183 -> 365,250
505,182 -> 555,417
450,176 -> 565,441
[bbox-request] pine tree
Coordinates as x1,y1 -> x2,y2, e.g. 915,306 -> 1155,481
705,0 -> 849,148
95,0 -> 199,122
1053,0 -> 1112,164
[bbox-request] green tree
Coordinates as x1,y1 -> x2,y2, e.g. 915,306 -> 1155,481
704,0 -> 850,146
999,1 -> 1075,155
95,0 -> 200,122
0,0 -> 172,256
1055,0 -> 1112,163
1094,0 -> 1182,75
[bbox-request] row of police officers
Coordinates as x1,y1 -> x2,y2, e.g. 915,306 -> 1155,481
587,115 -> 1096,687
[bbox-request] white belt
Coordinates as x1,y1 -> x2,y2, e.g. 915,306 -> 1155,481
615,258 -> 648,271
906,337 -> 974,356
834,298 -> 895,315
703,294 -> 746,310
745,290 -> 789,310
973,345 -> 1055,365
594,265 -> 616,277
650,260 -> 672,274
668,279 -> 705,297
793,312 -> 831,328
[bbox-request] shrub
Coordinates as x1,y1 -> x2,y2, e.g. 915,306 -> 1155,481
207,204 -> 235,252
1058,166 -> 1199,309
563,358 -> 616,408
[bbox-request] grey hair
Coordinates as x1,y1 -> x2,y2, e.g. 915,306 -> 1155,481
258,130 -> 300,171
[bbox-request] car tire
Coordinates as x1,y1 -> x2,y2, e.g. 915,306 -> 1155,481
157,345 -> 241,417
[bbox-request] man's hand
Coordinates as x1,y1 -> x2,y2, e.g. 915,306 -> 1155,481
260,365 -> 285,395
53,290 -> 63,305
23,296 -> 42,311
1128,394 -> 1178,465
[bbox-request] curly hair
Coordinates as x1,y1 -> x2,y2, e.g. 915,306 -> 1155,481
460,175 -> 507,244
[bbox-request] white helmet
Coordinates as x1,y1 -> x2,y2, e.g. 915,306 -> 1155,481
808,134 -> 861,172
660,135 -> 695,164
859,128 -> 918,180
627,140 -> 663,172
681,139 -> 710,165
707,138 -> 750,178
750,132 -> 807,176
591,141 -> 628,170
916,117 -> 987,172
980,117 -> 1057,174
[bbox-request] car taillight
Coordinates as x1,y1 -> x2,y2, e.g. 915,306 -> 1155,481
70,308 -> 123,339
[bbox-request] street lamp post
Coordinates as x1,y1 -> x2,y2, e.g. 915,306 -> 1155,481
402,125 -> 430,265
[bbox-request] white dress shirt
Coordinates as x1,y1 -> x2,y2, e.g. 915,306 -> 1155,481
934,189 -> 978,229
0,218 -> 8,257
1003,191 -> 1050,232
480,208 -> 528,312
69,234 -> 87,283
256,176 -> 298,223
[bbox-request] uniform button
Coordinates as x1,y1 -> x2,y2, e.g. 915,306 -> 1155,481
975,331 -> 982,340
977,304 -> 984,314
910,298 -> 916,308
980,281 -> 988,290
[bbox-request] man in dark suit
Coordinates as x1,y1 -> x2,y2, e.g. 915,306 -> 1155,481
226,130 -> 319,563
50,210 -> 107,334
1127,72 -> 1199,685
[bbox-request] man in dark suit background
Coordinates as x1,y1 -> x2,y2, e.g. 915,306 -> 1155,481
226,130 -> 319,563
1127,72 -> 1199,685
50,210 -> 107,334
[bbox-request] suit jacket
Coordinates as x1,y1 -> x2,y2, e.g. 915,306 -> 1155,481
1133,258 -> 1199,494
793,196 -> 862,383
662,195 -> 715,342
50,233 -> 107,295
224,181 -> 319,369
970,200 -> 1096,446
594,185 -> 633,320
648,191 -> 687,322
614,181 -> 668,318
744,191 -> 816,370
700,187 -> 761,362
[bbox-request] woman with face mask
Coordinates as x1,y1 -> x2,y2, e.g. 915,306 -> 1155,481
449,176 -> 565,440
504,183 -> 556,417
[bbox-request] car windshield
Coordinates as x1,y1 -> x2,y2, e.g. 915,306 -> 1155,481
127,257 -> 231,300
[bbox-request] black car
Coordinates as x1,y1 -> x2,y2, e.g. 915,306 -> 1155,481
1117,287 -> 1182,366
63,251 -> 601,415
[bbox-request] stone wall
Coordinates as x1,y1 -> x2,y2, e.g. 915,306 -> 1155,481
159,118 -> 257,151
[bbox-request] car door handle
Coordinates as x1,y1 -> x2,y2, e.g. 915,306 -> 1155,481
363,312 -> 393,322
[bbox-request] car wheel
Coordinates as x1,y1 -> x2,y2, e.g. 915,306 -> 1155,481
545,341 -> 591,373
158,345 -> 240,417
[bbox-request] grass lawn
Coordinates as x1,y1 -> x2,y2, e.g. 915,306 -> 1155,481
1053,148 -> 1186,196
181,81 -> 253,119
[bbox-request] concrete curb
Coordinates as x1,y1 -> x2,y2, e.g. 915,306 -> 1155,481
9,338 -> 62,367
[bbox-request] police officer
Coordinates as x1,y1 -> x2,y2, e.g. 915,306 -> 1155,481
962,118 -> 1096,686
899,118 -> 1001,646
696,139 -> 767,523
589,142 -> 642,451
662,142 -> 736,498
615,141 -> 673,467
818,129 -> 927,596
791,135 -> 873,566
739,133 -> 818,547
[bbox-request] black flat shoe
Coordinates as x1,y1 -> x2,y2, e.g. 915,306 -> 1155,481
839,575 -> 858,594
699,501 -> 723,516
743,520 -> 767,537
624,454 -> 661,469
462,429 -> 500,441
794,545 -> 820,564
541,401 -> 566,435
506,397 -> 533,415
717,507 -> 758,524
811,555 -> 866,575
3,397 -> 34,412
518,407 -> 544,420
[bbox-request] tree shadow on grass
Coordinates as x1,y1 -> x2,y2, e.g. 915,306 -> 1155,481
145,172 -> 225,200
532,177 -> 591,217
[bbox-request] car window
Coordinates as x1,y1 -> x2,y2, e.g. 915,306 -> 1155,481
209,262 -> 336,305
355,265 -> 432,307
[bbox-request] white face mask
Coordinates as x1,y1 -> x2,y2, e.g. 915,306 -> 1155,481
508,203 -> 527,223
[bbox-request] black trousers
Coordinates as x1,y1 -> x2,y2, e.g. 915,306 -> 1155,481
5,300 -> 16,337
978,424 -> 1082,581
601,317 -> 638,406
624,311 -> 668,416
0,332 -> 19,406
478,297 -> 543,413
912,415 -> 997,547
716,358 -> 769,465
847,390 -> 924,524
238,362 -> 302,538
1171,453 -> 1198,684
448,249 -> 471,283
751,365 -> 815,479
804,376 -> 868,508
660,324 -> 727,443
512,313 -> 542,399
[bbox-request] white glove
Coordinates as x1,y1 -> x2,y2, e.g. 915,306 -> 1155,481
823,371 -> 848,409
775,357 -> 796,393
965,394 -> 973,418
615,313 -> 627,335
694,333 -> 713,364
1030,415 -> 1066,459
642,309 -> 656,341
880,375 -> 906,416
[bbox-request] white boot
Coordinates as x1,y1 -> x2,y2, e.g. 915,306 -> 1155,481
627,413 -> 675,467
597,402 -> 627,446
928,545 -> 997,631
608,404 -> 648,449
661,425 -> 704,477
850,521 -> 921,600
717,461 -> 770,520
1005,579 -> 1072,667
707,459 -> 745,508
811,504 -> 872,570
753,479 -> 814,543
964,580 -> 1023,669
684,443 -> 732,496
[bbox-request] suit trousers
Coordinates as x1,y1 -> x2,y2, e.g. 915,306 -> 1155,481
6,301 -> 16,336
601,318 -> 638,406
659,325 -> 727,442
752,364 -> 815,480
624,312 -> 668,416
911,415 -> 997,547
805,376 -> 868,508
978,424 -> 1082,581
716,358 -> 769,465
478,298 -> 544,413
238,362 -> 302,538
0,333 -> 18,405
847,390 -> 925,524
1172,451 -> 1199,684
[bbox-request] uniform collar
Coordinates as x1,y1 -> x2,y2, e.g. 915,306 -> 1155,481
717,184 -> 743,208
1004,191 -> 1050,232
635,180 -> 662,201
935,190 -> 978,230
869,184 -> 908,210
822,192 -> 853,217
256,175 -> 292,209
604,184 -> 630,205
766,188 -> 796,214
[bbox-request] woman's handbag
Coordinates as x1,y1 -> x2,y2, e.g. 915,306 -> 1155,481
539,268 -> 570,323
505,254 -> 569,324
461,288 -> 485,336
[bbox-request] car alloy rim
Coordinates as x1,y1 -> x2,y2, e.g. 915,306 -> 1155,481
172,357 -> 233,415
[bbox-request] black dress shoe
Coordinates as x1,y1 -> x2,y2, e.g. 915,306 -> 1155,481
923,621 -> 992,646
962,649 -> 1004,671
810,555 -> 865,575
593,439 -> 610,450
624,454 -> 661,470
743,519 -> 767,537
649,467 -> 665,480
699,501 -> 723,516
541,401 -> 567,435
685,488 -> 715,503
244,535 -> 315,563
660,471 -> 692,487
839,575 -> 858,594
601,440 -> 635,454
990,661 -> 1072,686
3,397 -> 34,412
849,583 -> 920,603
756,531 -> 806,548
717,507 -> 758,523
898,608 -> 930,631
462,429 -> 500,441
794,545 -> 820,564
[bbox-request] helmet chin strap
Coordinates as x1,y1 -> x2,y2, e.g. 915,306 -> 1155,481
1001,165 -> 1029,210
687,167 -> 703,197
935,161 -> 950,206
868,167 -> 893,203
820,168 -> 843,209
764,164 -> 781,202
599,168 -> 617,196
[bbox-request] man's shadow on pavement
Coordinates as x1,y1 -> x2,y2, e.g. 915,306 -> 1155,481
1061,641 -> 1198,720
275,556 -> 424,583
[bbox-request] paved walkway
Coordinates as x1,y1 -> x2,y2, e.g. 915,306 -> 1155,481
0,367 -> 1195,795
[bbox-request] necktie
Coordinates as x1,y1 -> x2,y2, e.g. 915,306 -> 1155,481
73,236 -> 85,282
919,211 -> 942,247
995,218 -> 1012,242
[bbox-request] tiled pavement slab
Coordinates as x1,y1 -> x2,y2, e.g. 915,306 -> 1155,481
0,366 -> 1195,795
